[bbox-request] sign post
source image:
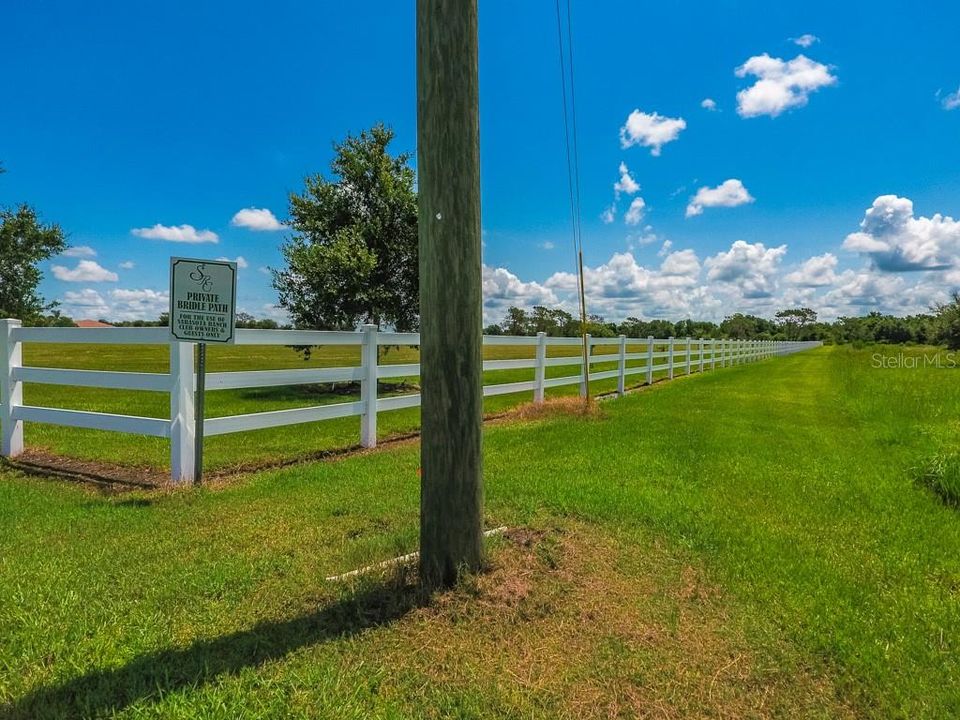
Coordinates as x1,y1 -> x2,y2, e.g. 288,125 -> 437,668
169,258 -> 237,484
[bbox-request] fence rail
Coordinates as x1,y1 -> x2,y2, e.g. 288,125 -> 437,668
0,318 -> 821,482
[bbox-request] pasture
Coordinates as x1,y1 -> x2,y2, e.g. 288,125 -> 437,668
15,337 -> 688,474
2,345 -> 959,718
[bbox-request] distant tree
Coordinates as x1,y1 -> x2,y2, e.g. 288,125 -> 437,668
775,308 -> 817,340
720,313 -> 774,339
501,307 -> 530,335
0,197 -> 67,321
274,124 -> 418,334
934,293 -> 960,350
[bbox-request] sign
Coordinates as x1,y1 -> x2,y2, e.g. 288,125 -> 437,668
169,257 -> 237,344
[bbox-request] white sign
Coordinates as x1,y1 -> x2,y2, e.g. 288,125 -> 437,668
169,257 -> 237,343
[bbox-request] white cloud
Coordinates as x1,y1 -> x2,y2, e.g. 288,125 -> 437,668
791,34 -> 819,48
540,241 -> 556,250
482,264 -> 558,323
51,260 -> 119,283
613,162 -> 640,197
619,110 -> 686,155
119,261 -> 135,270
686,179 -> 754,217
624,197 -> 646,226
660,249 -> 700,277
62,245 -> 97,258
231,207 -> 285,231
705,240 -> 787,298
735,54 -> 837,118
601,205 -> 616,224
132,224 -> 219,243
60,288 -> 170,321
258,266 -> 271,275
701,98 -> 717,111
657,239 -> 673,257
216,255 -> 249,269
842,195 -> 960,272
941,87 -> 960,111
785,253 -> 839,287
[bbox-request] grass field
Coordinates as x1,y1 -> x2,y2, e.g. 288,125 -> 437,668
2,345 -> 959,718
18,340 -> 666,472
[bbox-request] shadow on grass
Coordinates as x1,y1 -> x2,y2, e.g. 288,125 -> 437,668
1,580 -> 423,720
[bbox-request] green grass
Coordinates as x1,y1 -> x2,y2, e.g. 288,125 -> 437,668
18,340 -> 675,471
2,345 -> 959,718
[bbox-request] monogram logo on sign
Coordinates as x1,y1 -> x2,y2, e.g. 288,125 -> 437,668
189,264 -> 214,292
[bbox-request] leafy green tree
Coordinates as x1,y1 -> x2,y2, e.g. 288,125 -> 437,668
934,293 -> 960,350
775,307 -> 817,340
501,307 -> 530,335
274,124 -> 418,331
0,197 -> 67,321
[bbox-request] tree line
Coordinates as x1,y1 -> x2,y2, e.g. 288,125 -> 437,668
483,304 -> 957,348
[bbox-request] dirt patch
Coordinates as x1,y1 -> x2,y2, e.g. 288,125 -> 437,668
510,396 -> 605,422
369,523 -> 855,719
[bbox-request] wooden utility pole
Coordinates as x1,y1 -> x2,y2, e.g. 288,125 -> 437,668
416,0 -> 485,589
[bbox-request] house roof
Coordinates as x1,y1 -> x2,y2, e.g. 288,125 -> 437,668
75,319 -> 114,328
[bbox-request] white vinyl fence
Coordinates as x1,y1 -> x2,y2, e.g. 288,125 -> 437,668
0,318 -> 821,482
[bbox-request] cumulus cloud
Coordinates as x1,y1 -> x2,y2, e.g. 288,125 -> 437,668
686,179 -> 754,217
613,162 -> 640,197
482,264 -> 558,322
119,261 -> 135,270
701,98 -> 717,111
791,34 -> 819,48
231,207 -> 285,231
60,288 -> 170,321
705,240 -> 787,298
660,249 -> 700,277
216,255 -> 249,269
540,241 -> 556,250
735,54 -> 837,118
51,260 -> 119,283
619,110 -> 686,155
624,197 -> 646,226
785,253 -> 839,287
842,195 -> 960,272
132,224 -> 218,243
62,245 -> 97,258
941,87 -> 960,111
601,205 -> 616,224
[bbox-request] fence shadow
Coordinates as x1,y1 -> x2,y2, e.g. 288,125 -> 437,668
1,579 -> 423,720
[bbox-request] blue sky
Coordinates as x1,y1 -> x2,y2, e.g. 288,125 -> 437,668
2,0 -> 959,324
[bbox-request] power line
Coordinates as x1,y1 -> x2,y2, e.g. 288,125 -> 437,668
554,0 -> 590,397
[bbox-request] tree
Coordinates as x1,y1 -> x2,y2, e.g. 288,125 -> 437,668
935,293 -> 960,350
775,307 -> 817,340
274,124 -> 419,332
0,203 -> 66,322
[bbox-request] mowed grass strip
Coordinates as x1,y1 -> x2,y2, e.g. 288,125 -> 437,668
17,340 -> 674,471
1,346 -> 958,717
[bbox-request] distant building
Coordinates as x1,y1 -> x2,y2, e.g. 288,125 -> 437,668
75,319 -> 114,328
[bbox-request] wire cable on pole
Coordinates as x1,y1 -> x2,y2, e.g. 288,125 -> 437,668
554,0 -> 590,397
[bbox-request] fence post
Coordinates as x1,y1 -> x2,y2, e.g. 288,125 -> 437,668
170,340 -> 196,483
646,336 -> 654,385
580,333 -> 592,398
668,336 -> 675,380
617,334 -> 627,397
686,337 -> 692,375
699,338 -> 705,372
711,339 -> 717,370
534,331 -> 547,403
1,319 -> 23,458
360,324 -> 379,448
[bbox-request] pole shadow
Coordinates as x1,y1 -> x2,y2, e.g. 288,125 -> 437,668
1,579 -> 423,719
